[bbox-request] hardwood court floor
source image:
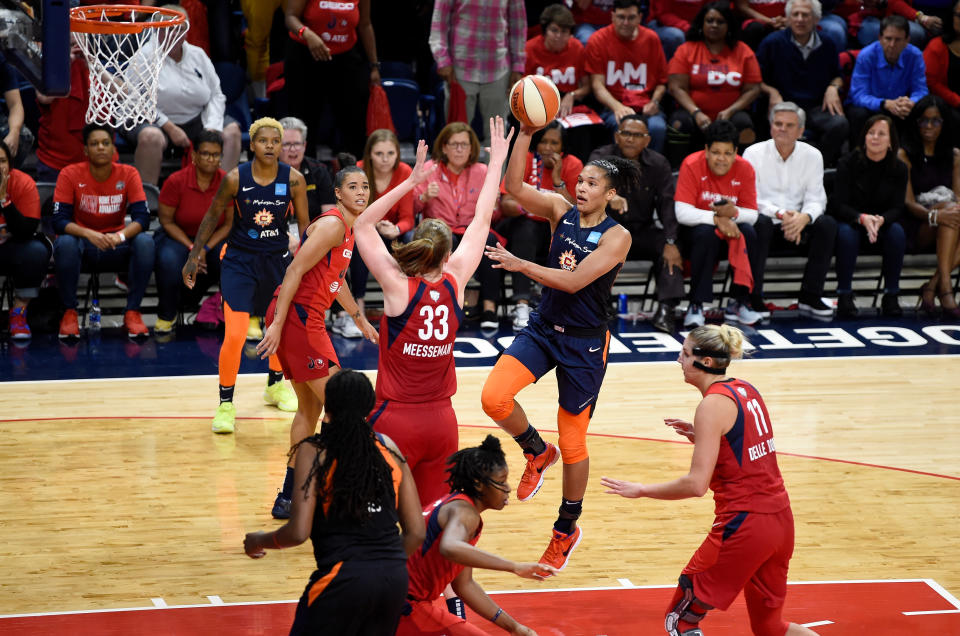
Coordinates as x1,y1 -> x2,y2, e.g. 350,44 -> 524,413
1,356 -> 958,616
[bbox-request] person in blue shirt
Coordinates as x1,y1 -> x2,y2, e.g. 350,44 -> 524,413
847,14 -> 928,144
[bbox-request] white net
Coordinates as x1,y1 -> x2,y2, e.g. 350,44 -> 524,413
72,7 -> 189,131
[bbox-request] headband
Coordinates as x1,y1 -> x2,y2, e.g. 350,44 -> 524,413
692,346 -> 729,375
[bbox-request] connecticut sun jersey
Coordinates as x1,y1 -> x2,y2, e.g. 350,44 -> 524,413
704,379 -> 791,515
229,161 -> 292,252
376,273 -> 463,403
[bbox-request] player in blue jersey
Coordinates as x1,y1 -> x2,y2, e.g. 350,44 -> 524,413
183,117 -> 310,434
481,123 -> 639,573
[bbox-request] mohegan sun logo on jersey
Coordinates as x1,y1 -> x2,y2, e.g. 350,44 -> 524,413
253,208 -> 274,227
558,249 -> 578,271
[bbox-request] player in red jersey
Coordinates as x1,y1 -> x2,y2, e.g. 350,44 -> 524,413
396,435 -> 556,636
353,118 -> 510,508
602,324 -> 818,636
255,165 -> 378,520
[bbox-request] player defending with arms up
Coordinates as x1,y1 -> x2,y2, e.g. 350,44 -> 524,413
481,125 -> 636,573
183,118 -> 309,434
396,435 -> 556,636
354,118 -> 510,507
602,325 -> 818,636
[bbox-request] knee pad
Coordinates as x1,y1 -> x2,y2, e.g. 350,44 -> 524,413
557,407 -> 589,464
480,355 -> 534,421
665,575 -> 711,636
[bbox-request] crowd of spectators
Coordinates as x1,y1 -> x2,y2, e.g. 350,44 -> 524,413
2,0 -> 960,344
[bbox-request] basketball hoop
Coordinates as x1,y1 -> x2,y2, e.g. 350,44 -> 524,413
70,5 -> 188,131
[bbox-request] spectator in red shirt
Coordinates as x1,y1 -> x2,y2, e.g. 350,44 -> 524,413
343,128 -> 416,337
498,120 -> 583,331
735,0 -> 787,51
834,0 -> 938,47
571,0 -> 616,45
666,2 -> 762,166
647,0 -> 709,59
35,39 -> 89,183
923,0 -> 960,134
153,129 -> 228,334
675,120 -> 764,328
584,0 -> 669,152
52,124 -> 155,339
0,141 -> 50,340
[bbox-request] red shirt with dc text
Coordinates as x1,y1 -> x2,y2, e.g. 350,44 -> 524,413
675,150 -> 757,214
525,35 -> 584,94
667,41 -> 762,120
582,24 -> 667,109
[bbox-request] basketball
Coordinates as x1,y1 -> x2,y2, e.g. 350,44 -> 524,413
509,75 -> 561,128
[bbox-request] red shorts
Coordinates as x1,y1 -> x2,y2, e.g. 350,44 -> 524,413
369,398 -> 458,508
395,597 -> 487,636
682,507 -> 795,611
267,296 -> 340,383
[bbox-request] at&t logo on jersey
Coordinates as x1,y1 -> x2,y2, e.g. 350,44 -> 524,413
558,249 -> 578,271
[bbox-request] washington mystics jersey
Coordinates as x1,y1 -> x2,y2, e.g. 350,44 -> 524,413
376,273 -> 463,403
309,435 -> 406,569
229,161 -> 292,252
705,379 -> 791,515
406,493 -> 482,601
538,206 -> 622,329
291,209 -> 354,318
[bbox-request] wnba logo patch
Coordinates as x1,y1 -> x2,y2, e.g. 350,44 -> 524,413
429,290 -> 440,302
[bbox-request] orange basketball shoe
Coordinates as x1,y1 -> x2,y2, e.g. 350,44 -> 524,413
539,526 -> 583,573
516,442 -> 559,501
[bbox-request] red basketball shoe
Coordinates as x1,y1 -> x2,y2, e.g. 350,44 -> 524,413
539,526 -> 583,573
516,442 -> 559,502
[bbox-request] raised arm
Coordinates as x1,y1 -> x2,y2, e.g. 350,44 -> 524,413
256,216 -> 345,358
446,117 -> 514,290
354,140 -> 435,307
183,168 -> 238,288
504,126 -> 571,224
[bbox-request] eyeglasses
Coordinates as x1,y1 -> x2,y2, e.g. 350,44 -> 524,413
281,142 -> 305,150
617,130 -> 650,139
196,151 -> 222,160
919,117 -> 944,128
445,141 -> 470,149
485,478 -> 510,494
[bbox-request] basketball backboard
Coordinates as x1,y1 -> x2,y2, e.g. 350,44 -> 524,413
0,0 -> 69,96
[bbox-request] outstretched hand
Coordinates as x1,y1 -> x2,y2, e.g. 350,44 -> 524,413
487,116 -> 514,164
600,476 -> 647,499
410,139 -> 435,185
664,417 -> 695,442
514,561 -> 559,580
484,242 -> 524,272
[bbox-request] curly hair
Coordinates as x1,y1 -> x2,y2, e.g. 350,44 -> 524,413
294,370 -> 404,523
445,435 -> 508,499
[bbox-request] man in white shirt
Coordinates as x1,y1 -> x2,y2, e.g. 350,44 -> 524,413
126,6 -> 242,185
743,101 -> 838,318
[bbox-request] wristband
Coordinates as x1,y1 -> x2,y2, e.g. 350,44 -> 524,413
553,181 -> 565,189
489,608 -> 503,623
691,109 -> 702,117
117,232 -> 126,242
297,25 -> 306,39
858,213 -> 867,225
203,244 -> 210,252
928,209 -> 939,227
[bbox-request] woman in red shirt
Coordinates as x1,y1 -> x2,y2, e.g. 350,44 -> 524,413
284,0 -> 380,158
154,130 -> 229,333
347,128 -> 415,331
603,324 -> 818,636
666,2 -> 761,166
498,121 -> 583,331
0,140 -> 48,340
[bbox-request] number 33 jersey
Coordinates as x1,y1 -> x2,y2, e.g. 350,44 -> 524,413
376,273 -> 464,403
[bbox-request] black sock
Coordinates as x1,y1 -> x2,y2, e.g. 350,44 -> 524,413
553,498 -> 583,534
281,466 -> 295,499
267,370 -> 284,386
219,384 -> 235,404
446,596 -> 465,619
513,425 -> 546,457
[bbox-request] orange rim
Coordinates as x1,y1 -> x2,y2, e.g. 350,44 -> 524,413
69,4 -> 187,35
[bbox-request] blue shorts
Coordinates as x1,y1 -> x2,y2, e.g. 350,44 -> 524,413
504,312 -> 610,416
219,244 -> 291,315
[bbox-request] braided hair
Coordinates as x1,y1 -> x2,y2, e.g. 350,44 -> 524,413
586,156 -> 643,197
294,370 -> 402,523
445,435 -> 507,499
